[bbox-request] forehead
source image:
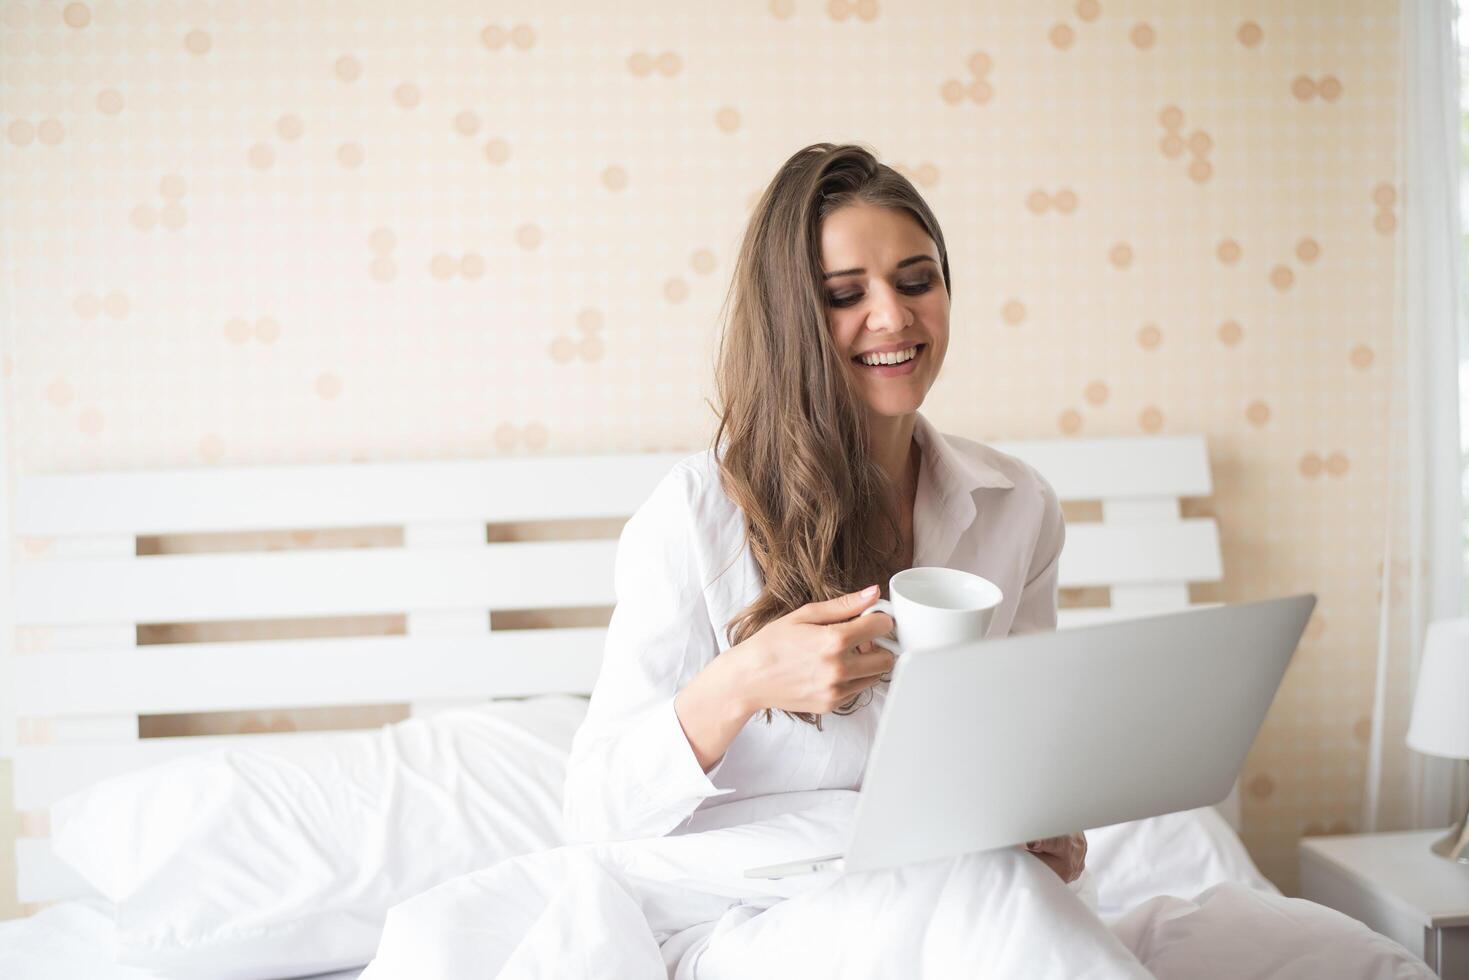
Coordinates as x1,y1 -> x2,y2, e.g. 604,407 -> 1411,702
819,203 -> 934,269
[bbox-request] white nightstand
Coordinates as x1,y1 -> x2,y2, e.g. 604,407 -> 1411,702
1300,830 -> 1469,978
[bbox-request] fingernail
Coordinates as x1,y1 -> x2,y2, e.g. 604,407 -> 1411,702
861,585 -> 879,597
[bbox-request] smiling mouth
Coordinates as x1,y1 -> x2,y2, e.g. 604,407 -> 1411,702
852,343 -> 926,368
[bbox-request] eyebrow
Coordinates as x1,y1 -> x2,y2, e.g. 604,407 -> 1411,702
822,255 -> 938,280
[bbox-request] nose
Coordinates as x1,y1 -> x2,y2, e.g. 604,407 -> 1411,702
864,281 -> 912,334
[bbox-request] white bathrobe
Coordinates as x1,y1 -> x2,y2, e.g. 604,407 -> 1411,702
560,410 -> 1067,845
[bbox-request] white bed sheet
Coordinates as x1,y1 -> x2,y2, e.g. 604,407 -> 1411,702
0,896 -> 367,980
355,792 -> 1436,979
0,711 -> 1431,980
2,805 -> 1434,980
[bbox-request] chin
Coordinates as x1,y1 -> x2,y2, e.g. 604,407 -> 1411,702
860,393 -> 927,419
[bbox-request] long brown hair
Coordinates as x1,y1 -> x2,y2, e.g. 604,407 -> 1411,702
709,142 -> 952,728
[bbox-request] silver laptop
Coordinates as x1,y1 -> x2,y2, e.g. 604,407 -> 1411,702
745,593 -> 1316,879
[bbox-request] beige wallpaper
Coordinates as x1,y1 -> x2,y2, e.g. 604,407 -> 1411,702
0,0 -> 1400,915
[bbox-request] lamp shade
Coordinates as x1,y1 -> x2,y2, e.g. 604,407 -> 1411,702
1406,617 -> 1469,760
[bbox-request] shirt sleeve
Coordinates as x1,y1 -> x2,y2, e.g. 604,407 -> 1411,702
1008,471 -> 1065,636
561,463 -> 736,844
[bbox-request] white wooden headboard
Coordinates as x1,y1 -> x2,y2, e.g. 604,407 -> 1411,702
6,434 -> 1228,907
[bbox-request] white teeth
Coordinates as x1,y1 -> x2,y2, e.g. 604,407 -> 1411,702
858,346 -> 918,366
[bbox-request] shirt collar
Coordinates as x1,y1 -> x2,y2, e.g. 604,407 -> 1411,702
912,411 -> 1015,495
910,411 -> 1013,568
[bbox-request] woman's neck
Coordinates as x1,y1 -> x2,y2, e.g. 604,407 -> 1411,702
867,412 -> 919,501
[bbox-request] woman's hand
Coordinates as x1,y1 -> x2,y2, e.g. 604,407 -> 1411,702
1023,832 -> 1087,883
675,586 -> 894,773
729,585 -> 897,716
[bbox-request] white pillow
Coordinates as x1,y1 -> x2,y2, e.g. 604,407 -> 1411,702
1083,806 -> 1279,918
49,694 -> 589,980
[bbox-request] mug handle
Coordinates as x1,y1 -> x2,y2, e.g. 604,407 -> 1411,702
858,599 -> 903,656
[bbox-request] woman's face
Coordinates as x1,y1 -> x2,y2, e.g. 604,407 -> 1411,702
819,202 -> 949,421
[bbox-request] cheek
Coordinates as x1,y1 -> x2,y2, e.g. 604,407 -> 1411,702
923,301 -> 949,359
828,313 -> 863,352
924,291 -> 950,327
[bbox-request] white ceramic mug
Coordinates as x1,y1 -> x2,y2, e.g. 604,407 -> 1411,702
857,566 -> 1004,657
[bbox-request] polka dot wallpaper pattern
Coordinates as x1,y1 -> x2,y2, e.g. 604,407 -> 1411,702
0,0 -> 1400,905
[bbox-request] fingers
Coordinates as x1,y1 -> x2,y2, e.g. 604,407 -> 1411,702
829,608 -> 896,648
796,586 -> 882,626
1023,834 -> 1085,883
833,672 -> 884,699
843,648 -> 896,679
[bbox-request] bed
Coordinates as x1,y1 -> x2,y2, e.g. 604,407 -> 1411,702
0,433 -> 1416,978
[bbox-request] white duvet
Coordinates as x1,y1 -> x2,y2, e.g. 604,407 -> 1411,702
359,791 -> 1433,980
1,685 -> 1437,980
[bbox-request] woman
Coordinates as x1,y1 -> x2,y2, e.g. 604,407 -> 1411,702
561,141 -> 1085,884
362,142 -> 1436,980
362,144 -> 1152,978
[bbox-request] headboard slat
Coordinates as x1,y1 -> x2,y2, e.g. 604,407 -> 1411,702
13,541 -> 621,625
14,629 -> 607,722
991,435 -> 1211,499
15,604 -> 1225,726
14,439 -> 1211,540
1057,603 -> 1222,630
13,522 -> 1220,627
1060,520 -> 1221,586
1110,584 -> 1193,613
15,455 -> 688,537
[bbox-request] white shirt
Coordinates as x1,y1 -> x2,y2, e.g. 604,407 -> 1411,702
562,411 -> 1066,844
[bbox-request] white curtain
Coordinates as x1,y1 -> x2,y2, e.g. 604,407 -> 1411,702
0,300 -> 12,761
1362,0 -> 1468,833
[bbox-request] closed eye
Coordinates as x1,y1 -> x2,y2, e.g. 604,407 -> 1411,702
826,277 -> 936,308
